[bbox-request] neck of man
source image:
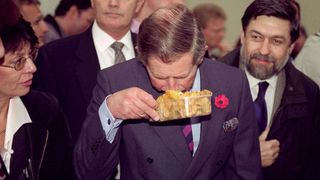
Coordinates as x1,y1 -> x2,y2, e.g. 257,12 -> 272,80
55,16 -> 73,36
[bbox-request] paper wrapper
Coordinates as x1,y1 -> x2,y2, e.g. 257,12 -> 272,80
156,90 -> 212,121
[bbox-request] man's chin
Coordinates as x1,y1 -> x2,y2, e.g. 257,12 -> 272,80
248,65 -> 274,80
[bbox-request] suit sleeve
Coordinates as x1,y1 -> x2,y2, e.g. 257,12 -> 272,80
224,72 -> 263,180
74,70 -> 121,180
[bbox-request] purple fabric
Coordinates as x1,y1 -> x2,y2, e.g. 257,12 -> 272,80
182,124 -> 194,153
254,81 -> 269,134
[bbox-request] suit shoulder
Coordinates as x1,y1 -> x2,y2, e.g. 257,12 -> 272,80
202,58 -> 245,77
41,31 -> 89,52
287,63 -> 320,93
100,58 -> 140,75
21,91 -> 61,124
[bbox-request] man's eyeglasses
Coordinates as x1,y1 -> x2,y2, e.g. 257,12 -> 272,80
0,49 -> 38,71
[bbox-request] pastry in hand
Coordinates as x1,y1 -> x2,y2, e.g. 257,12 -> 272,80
156,89 -> 212,121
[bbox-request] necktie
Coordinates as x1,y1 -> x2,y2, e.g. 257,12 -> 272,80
254,81 -> 269,134
111,41 -> 126,64
182,120 -> 194,154
0,156 -> 8,179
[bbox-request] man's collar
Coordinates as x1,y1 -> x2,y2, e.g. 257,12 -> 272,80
92,21 -> 133,52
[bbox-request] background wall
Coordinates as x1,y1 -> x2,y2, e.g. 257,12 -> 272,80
40,0 -> 320,48
186,0 -> 320,47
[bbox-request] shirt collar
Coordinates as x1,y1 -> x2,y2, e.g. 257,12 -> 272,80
191,68 -> 201,91
92,21 -> 133,53
2,96 -> 32,171
5,97 -> 32,146
130,19 -> 141,34
244,68 -> 278,90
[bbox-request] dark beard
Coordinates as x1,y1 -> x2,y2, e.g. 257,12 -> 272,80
240,47 -> 287,80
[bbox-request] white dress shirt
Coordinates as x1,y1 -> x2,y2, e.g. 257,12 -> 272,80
2,97 -> 32,173
91,21 -> 136,70
244,69 -> 278,127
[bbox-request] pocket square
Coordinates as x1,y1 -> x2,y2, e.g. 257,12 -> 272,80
222,117 -> 239,132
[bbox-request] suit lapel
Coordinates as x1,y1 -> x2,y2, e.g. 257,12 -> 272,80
75,29 -> 100,104
185,64 -> 223,176
136,63 -> 193,167
10,123 -> 48,180
27,123 -> 49,180
269,70 -> 285,135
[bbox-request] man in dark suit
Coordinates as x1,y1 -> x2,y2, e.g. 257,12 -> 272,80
220,1 -> 320,179
33,0 -> 144,141
74,4 -> 262,180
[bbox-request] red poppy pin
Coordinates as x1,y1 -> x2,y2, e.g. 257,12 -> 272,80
214,94 -> 229,109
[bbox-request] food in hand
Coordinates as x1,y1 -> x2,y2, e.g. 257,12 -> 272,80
156,89 -> 212,121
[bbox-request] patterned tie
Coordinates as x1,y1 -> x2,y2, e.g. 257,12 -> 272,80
111,41 -> 126,64
182,120 -> 194,154
254,81 -> 269,134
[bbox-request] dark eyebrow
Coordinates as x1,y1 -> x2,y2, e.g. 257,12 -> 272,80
250,30 -> 286,40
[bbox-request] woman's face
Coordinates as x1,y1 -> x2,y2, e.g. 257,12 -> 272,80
0,44 -> 37,99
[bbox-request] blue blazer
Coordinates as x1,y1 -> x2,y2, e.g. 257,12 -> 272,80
74,58 -> 262,180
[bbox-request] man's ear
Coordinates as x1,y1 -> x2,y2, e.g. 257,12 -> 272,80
135,0 -> 145,14
90,0 -> 95,9
67,5 -> 78,19
240,30 -> 245,46
288,42 -> 296,55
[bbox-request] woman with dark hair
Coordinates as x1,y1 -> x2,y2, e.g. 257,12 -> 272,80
0,17 -> 74,180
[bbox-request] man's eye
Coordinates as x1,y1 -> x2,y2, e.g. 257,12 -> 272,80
272,39 -> 283,45
251,35 -> 262,41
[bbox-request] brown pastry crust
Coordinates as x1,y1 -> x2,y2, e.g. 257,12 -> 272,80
156,90 -> 212,121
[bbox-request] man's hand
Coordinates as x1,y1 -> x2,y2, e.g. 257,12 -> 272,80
259,128 -> 280,167
106,87 -> 160,121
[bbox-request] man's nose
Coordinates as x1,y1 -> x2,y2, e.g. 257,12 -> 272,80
259,39 -> 271,55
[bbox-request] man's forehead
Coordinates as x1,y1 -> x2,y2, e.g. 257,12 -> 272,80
21,4 -> 41,21
246,16 -> 291,37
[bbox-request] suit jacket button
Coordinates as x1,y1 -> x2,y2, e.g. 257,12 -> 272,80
147,157 -> 153,164
217,160 -> 223,166
108,119 -> 111,125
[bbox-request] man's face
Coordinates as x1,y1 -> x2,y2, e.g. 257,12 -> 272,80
240,15 -> 294,80
201,17 -> 225,50
72,8 -> 94,35
91,0 -> 143,35
20,4 -> 48,46
146,52 -> 199,92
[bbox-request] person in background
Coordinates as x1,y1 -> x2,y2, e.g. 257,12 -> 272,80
33,0 -> 144,143
74,4 -> 262,180
294,30 -> 320,87
44,0 -> 94,43
13,0 -> 49,47
193,3 -> 230,59
220,0 -> 320,179
131,0 -> 184,33
0,7 -> 74,180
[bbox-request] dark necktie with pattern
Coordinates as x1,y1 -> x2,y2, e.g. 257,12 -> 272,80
182,119 -> 194,155
254,81 -> 269,134
0,156 -> 8,179
111,41 -> 126,64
